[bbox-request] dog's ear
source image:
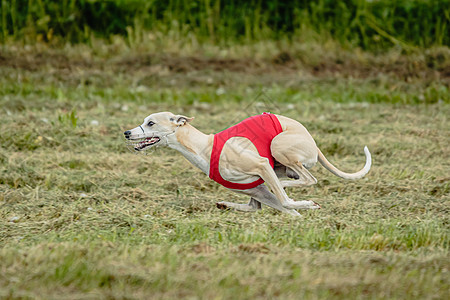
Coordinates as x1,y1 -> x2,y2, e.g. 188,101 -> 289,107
171,115 -> 194,126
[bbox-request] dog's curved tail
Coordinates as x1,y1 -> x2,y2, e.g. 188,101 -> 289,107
317,146 -> 371,180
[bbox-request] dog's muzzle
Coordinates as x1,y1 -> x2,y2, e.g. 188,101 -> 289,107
124,131 -> 160,154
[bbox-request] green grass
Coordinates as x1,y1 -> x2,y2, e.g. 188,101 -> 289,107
0,44 -> 449,298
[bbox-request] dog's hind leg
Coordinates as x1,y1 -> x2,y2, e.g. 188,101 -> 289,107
233,185 -> 302,217
252,159 -> 318,211
269,133 -> 320,210
281,162 -> 318,188
216,197 -> 261,212
277,163 -> 320,209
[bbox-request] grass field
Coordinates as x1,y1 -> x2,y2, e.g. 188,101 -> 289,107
0,43 -> 449,299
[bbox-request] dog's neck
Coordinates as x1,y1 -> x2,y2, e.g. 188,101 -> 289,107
167,124 -> 213,175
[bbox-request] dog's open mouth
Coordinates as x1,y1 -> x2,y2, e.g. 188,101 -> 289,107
134,137 -> 160,151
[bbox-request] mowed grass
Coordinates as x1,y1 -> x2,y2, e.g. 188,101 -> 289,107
0,46 -> 449,299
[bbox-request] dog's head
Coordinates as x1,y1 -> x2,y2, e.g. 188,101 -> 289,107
124,112 -> 194,152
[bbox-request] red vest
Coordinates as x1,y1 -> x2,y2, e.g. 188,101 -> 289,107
209,113 -> 283,190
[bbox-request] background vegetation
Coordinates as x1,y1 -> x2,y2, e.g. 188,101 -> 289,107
1,0 -> 449,49
0,0 -> 449,299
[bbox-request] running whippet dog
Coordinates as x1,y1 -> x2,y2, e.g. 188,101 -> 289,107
124,112 -> 371,217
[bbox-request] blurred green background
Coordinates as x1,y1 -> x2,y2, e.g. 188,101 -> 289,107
1,0 -> 449,50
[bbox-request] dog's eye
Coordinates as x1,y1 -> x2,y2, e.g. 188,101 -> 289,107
147,121 -> 155,127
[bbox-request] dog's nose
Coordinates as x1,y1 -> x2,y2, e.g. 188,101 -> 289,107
124,130 -> 131,138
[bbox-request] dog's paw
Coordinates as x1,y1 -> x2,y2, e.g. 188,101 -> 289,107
283,200 -> 321,210
311,201 -> 321,209
216,202 -> 230,210
304,200 -> 321,209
